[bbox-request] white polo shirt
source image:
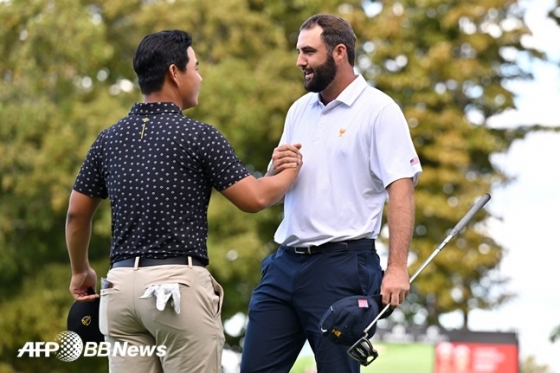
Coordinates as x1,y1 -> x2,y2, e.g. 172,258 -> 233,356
274,75 -> 422,247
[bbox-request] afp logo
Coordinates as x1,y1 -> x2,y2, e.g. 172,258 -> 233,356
17,331 -> 167,361
17,331 -> 84,362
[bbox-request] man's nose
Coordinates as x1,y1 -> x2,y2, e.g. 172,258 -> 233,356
296,53 -> 306,68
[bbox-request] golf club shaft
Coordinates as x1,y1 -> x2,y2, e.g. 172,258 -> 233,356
362,193 -> 491,335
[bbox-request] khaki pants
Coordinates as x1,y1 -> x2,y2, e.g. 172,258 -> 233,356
99,262 -> 225,373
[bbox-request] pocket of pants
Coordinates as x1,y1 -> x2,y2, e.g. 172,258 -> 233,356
209,276 -> 224,318
260,252 -> 275,277
99,287 -> 120,335
357,251 -> 382,295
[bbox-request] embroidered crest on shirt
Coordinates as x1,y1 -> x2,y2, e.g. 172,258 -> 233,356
141,117 -> 149,139
338,128 -> 346,137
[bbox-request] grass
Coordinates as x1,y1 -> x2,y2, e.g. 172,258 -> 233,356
290,343 -> 434,373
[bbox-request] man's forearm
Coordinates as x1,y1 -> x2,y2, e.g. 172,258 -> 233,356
66,191 -> 102,273
386,178 -> 415,269
66,216 -> 93,274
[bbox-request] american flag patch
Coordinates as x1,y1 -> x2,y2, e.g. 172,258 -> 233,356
358,299 -> 369,308
410,156 -> 419,166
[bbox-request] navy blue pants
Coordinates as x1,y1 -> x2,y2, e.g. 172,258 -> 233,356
240,241 -> 382,373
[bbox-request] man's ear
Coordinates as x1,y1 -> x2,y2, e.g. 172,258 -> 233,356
168,64 -> 180,86
333,44 -> 348,64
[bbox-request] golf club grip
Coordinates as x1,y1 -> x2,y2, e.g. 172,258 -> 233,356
449,193 -> 491,237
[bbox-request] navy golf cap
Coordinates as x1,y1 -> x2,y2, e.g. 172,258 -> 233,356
67,289 -> 104,344
319,295 -> 392,346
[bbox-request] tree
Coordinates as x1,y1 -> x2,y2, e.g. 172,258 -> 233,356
350,0 -> 544,328
0,0 -> 120,371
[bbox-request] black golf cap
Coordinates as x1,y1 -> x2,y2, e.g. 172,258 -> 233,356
67,288 -> 104,344
319,295 -> 392,346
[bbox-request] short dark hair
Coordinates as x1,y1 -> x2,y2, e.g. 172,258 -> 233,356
300,14 -> 356,67
133,30 -> 193,94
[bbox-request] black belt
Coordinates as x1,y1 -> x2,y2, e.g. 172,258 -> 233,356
283,238 -> 375,255
111,256 -> 206,268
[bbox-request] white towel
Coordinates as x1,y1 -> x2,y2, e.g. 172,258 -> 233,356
140,283 -> 181,314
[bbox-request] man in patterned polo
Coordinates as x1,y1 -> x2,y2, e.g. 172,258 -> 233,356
65,30 -> 302,373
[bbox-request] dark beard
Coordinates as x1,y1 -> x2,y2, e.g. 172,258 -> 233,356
304,54 -> 337,92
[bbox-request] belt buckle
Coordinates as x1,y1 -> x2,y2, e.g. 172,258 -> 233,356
293,247 -> 312,255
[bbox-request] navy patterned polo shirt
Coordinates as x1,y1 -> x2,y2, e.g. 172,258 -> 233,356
73,102 -> 250,265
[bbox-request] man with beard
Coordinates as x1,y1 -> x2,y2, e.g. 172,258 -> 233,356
240,15 -> 422,373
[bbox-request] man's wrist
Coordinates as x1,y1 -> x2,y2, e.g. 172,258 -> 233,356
386,262 -> 408,271
71,262 -> 90,275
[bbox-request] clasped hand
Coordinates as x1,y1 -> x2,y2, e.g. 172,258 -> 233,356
268,143 -> 303,175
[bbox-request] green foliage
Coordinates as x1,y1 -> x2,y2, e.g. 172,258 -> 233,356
351,0 -> 540,326
0,0 -> 557,370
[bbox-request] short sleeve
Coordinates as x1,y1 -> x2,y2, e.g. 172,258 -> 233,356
199,126 -> 250,191
370,102 -> 422,187
73,131 -> 109,199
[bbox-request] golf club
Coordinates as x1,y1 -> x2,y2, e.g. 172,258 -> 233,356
347,193 -> 492,366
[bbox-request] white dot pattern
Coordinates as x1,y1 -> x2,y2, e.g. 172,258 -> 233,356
73,102 -> 250,264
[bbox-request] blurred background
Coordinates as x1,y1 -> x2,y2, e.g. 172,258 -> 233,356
1,0 -> 558,372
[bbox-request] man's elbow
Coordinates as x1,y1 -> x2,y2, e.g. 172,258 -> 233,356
65,209 -> 95,230
66,209 -> 90,226
66,191 -> 101,222
66,210 -> 77,224
221,178 -> 276,213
